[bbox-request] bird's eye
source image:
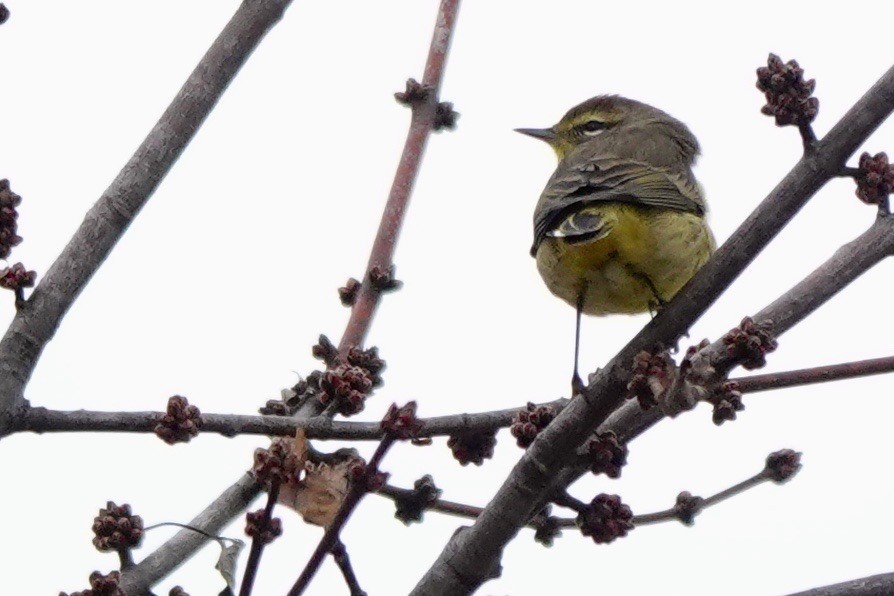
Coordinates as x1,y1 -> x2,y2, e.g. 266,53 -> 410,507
579,120 -> 607,136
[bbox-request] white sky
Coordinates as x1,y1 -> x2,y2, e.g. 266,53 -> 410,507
2,1 -> 893,595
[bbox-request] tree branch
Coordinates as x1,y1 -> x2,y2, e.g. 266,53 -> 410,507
119,1 -> 462,590
785,572 -> 894,596
0,0 -> 294,436
412,63 -> 894,595
338,0 -> 461,353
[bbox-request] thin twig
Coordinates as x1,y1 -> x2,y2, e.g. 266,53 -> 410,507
331,540 -> 367,596
14,398 -> 568,440
238,480 -> 281,596
632,471 -> 769,526
732,355 -> 894,393
412,63 -> 894,595
337,0 -> 461,354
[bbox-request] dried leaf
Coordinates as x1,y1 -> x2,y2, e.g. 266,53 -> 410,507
215,539 -> 245,591
291,458 -> 354,527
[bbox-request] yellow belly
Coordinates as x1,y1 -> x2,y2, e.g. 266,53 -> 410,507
535,204 -> 715,315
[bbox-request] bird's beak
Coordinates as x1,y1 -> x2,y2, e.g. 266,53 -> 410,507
514,127 -> 557,143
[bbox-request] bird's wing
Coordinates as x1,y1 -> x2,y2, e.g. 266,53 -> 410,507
531,156 -> 704,255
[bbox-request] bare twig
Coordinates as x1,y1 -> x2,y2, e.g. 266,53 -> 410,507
238,480 -> 281,596
413,63 -> 894,595
14,398 -> 567,440
338,0 -> 462,353
331,540 -> 367,596
733,355 -> 894,394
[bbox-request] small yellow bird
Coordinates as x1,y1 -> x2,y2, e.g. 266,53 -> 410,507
517,95 -> 715,394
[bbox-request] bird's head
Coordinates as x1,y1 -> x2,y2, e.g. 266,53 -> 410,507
515,95 -> 698,162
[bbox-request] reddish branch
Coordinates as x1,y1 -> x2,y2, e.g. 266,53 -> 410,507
337,0 -> 461,353
238,481 -> 281,596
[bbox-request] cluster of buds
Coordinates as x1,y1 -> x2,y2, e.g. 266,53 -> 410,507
756,53 -> 818,127
245,509 -> 283,545
672,491 -> 705,526
258,396 -> 290,417
349,458 -> 389,493
91,502 -> 143,552
531,505 -> 561,547
394,78 -> 432,106
855,152 -> 894,208
252,438 -> 302,487
0,179 -> 22,258
311,334 -> 339,367
154,395 -> 203,444
585,431 -> 628,478
433,101 -> 459,132
338,277 -> 362,306
368,264 -> 402,293
381,401 -> 423,440
346,345 -> 386,388
320,364 -> 374,416
722,317 -> 778,370
60,571 -> 123,596
394,474 -> 442,525
765,449 -> 802,483
447,429 -> 497,466
510,402 -> 556,448
626,348 -> 676,410
576,494 -> 634,545
0,262 -> 36,293
286,370 -> 324,412
707,380 -> 745,426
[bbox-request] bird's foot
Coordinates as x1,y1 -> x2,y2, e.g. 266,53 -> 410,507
571,373 -> 585,397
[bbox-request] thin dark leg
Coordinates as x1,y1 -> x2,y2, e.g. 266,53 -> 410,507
572,295 -> 584,396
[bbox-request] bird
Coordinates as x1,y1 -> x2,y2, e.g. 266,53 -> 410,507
516,95 -> 716,396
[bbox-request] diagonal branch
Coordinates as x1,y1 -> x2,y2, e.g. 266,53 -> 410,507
785,572 -> 894,596
412,64 -> 894,595
0,0 -> 295,436
338,0 -> 461,353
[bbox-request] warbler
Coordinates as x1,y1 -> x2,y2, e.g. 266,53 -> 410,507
517,95 -> 716,394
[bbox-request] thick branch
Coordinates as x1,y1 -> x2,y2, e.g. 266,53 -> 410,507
413,64 -> 894,595
0,0 -> 294,436
785,572 -> 894,596
119,474 -> 260,594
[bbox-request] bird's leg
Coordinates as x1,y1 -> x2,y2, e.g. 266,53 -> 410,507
572,294 -> 585,396
623,263 -> 666,316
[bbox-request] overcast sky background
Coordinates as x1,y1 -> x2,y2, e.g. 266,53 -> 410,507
2,1 -> 893,594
